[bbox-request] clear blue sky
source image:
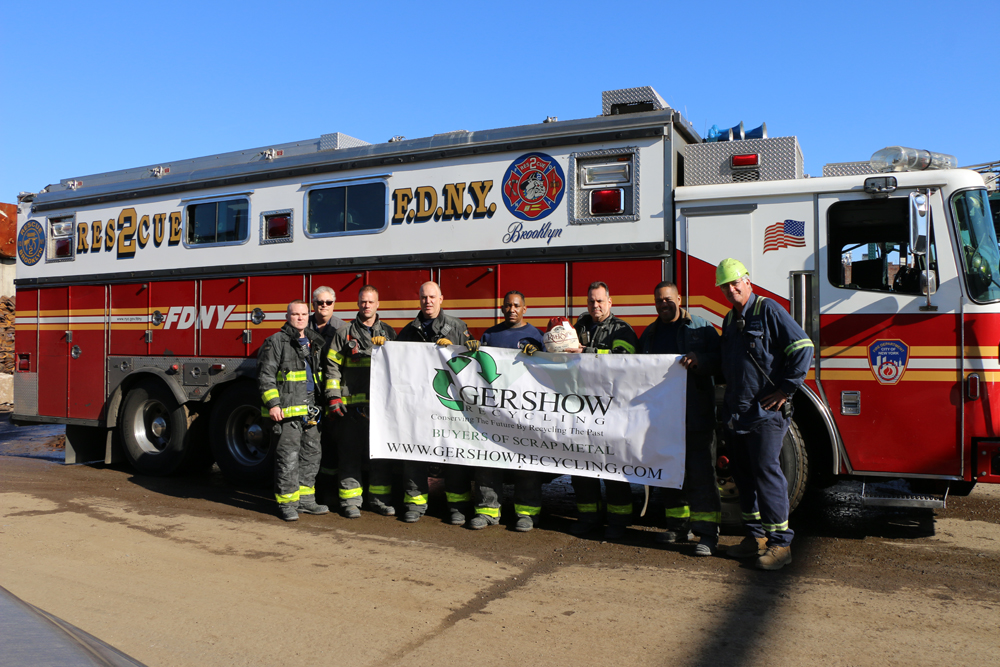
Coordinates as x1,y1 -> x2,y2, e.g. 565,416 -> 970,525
2,0 -> 997,202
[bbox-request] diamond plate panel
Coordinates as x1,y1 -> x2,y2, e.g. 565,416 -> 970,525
683,137 -> 803,186
601,87 -> 670,116
319,132 -> 371,151
13,372 -> 38,416
823,161 -> 879,177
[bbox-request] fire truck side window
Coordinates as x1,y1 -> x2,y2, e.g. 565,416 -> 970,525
827,198 -> 935,295
306,182 -> 386,236
186,198 -> 249,246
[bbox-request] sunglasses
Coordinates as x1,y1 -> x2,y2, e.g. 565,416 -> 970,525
314,300 -> 335,306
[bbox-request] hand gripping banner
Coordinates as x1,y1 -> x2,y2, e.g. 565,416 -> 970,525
369,342 -> 687,488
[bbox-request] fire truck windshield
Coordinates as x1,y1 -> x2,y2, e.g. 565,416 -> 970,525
952,188 -> 1000,302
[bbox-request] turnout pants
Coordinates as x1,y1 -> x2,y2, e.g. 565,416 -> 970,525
335,409 -> 393,511
572,477 -> 634,525
274,417 -> 322,505
662,429 -> 722,539
726,416 -> 794,547
446,465 -> 503,522
513,471 -> 543,519
403,462 -> 430,515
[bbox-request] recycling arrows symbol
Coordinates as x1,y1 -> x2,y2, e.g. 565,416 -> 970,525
433,350 -> 501,411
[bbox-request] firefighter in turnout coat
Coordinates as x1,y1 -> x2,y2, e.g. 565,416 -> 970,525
258,300 -> 329,521
324,286 -> 397,518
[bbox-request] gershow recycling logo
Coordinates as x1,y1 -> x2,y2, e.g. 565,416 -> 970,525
434,350 -> 501,410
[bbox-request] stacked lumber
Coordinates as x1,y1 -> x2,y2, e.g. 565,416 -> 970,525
0,296 -> 14,373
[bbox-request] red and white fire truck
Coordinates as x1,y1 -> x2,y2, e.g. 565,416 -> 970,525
14,86 -> 1000,513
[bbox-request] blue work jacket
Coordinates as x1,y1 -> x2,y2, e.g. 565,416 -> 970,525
720,293 -> 814,432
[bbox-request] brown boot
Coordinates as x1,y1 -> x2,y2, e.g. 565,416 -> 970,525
756,545 -> 792,570
727,535 -> 768,559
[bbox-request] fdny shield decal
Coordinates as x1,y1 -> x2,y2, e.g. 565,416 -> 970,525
501,152 -> 565,221
868,339 -> 909,385
17,219 -> 45,267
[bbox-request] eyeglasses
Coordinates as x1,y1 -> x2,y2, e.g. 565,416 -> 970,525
314,300 -> 335,306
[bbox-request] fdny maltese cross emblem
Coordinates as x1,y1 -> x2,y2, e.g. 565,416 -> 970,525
501,152 -> 565,221
868,339 -> 909,385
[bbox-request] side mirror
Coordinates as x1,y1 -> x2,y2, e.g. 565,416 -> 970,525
909,191 -> 929,255
921,271 -> 937,295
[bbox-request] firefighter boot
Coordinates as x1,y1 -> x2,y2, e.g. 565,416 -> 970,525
278,502 -> 299,522
693,536 -> 719,557
654,528 -> 692,545
728,535 -> 768,559
756,545 -> 793,571
469,514 -> 499,530
298,495 -> 330,515
515,515 -> 540,532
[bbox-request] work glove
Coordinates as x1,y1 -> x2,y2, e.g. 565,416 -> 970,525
436,338 -> 453,346
465,339 -> 480,352
372,336 -> 386,346
327,398 -> 346,418
522,342 -> 538,356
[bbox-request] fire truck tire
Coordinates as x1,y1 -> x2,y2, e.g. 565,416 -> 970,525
209,383 -> 275,485
120,380 -> 196,476
718,419 -> 809,525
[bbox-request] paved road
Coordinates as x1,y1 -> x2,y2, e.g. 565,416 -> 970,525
1,425 -> 998,667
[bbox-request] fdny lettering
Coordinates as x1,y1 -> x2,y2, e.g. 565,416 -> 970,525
392,181 -> 497,224
161,305 -> 238,330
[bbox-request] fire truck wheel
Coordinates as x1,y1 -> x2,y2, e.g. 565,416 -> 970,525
717,419 -> 809,525
120,379 -> 196,476
209,383 -> 275,485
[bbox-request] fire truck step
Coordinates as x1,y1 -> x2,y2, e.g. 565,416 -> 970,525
860,482 -> 947,509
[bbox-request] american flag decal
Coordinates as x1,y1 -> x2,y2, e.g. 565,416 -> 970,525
763,219 -> 806,253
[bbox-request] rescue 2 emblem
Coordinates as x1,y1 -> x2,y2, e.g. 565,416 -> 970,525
17,220 -> 45,266
433,350 -> 501,411
868,339 -> 908,385
501,153 -> 565,221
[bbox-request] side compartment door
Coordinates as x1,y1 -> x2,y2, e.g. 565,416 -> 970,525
110,283 -> 149,356
439,266 -> 498,339
149,281 -> 197,356
37,287 -> 68,418
68,285 -> 106,420
248,275 -> 304,357
496,263 -> 567,332
569,259 -> 661,337
817,191 -> 962,476
14,288 -> 39,416
368,269 -> 433,334
200,278 -> 247,357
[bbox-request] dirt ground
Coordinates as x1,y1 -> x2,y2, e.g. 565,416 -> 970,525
2,448 -> 999,667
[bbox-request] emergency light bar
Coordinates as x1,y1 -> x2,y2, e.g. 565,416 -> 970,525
871,146 -> 957,172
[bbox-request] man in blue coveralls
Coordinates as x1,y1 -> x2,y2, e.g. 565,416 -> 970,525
716,259 -> 814,571
479,291 -> 545,531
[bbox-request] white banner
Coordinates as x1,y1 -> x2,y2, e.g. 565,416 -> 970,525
369,342 -> 687,488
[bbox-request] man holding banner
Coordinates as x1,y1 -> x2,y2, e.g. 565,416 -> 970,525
639,282 -> 722,556
567,281 -> 640,540
396,281 -> 480,524
478,291 -> 545,532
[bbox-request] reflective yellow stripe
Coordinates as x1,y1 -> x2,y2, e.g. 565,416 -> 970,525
577,503 -> 599,513
343,394 -> 368,405
276,370 -> 307,382
313,373 -> 322,386
742,512 -> 761,521
261,404 -> 309,418
611,339 -> 635,354
753,296 -> 767,315
328,349 -> 347,365
339,487 -> 363,499
762,520 -> 789,532
325,378 -> 341,390
298,485 -> 315,496
276,491 -> 300,504
262,388 -> 279,403
345,357 -> 371,368
405,493 -> 428,506
664,505 -> 691,519
446,492 -> 472,503
785,339 -> 814,354
690,511 -> 721,524
368,485 -> 392,496
476,507 -> 500,518
607,503 -> 632,515
514,504 -> 540,516
596,349 -> 610,355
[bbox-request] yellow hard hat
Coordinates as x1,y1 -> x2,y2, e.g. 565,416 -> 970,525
715,258 -> 749,286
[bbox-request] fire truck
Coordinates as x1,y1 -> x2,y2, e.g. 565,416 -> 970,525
14,86 -> 1000,516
